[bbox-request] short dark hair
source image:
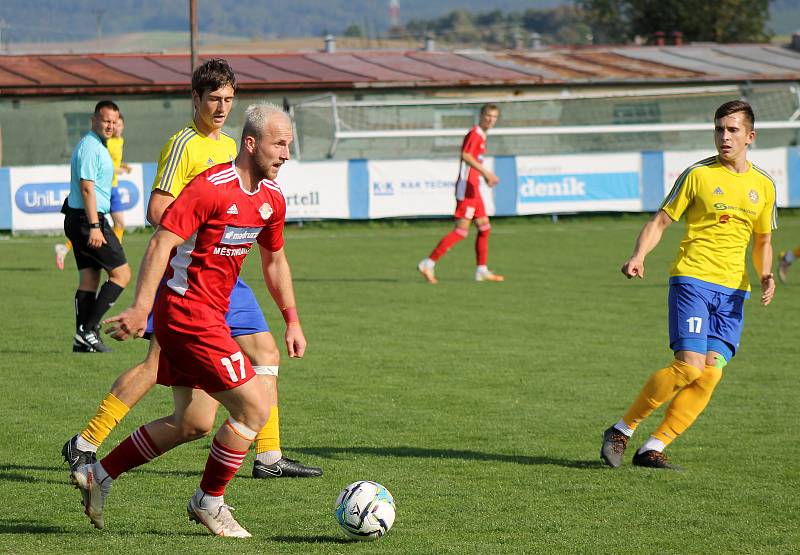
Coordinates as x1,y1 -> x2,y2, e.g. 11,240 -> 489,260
715,100 -> 754,129
94,100 -> 120,115
192,58 -> 236,98
480,103 -> 500,116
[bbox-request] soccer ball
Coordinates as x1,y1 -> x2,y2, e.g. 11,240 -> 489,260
334,481 -> 396,541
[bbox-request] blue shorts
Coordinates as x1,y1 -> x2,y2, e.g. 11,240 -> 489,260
668,279 -> 745,361
146,277 -> 269,337
109,186 -> 124,213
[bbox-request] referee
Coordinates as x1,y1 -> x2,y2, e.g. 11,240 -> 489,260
62,100 -> 131,353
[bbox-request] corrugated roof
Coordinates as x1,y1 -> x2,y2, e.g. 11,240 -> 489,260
0,44 -> 798,96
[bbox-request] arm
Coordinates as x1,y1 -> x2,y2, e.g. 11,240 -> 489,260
104,227 -> 184,340
260,245 -> 306,358
621,210 -> 674,279
752,232 -> 775,306
147,189 -> 176,226
79,178 -> 106,248
462,151 -> 499,187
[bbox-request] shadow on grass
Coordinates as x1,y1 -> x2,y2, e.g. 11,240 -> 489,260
272,534 -> 352,544
286,446 -> 602,470
0,519 -> 66,534
0,267 -> 47,272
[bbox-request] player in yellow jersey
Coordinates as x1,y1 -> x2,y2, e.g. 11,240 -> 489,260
600,100 -> 776,470
63,58 -> 322,481
107,114 -> 131,242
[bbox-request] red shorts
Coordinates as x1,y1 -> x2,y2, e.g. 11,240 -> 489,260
454,195 -> 486,220
154,293 -> 255,393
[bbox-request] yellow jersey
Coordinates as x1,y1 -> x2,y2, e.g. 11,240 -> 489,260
107,136 -> 124,187
152,121 -> 237,197
661,155 -> 777,293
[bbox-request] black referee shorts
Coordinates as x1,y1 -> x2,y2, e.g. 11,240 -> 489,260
62,202 -> 127,272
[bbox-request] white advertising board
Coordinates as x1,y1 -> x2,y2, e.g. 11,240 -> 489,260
277,160 -> 349,220
367,158 -> 495,219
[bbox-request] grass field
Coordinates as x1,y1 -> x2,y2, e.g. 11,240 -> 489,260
1,214 -> 798,554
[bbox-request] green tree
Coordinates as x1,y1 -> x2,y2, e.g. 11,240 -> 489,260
578,0 -> 771,44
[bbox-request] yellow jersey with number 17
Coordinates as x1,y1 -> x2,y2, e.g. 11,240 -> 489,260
152,121 -> 237,197
660,155 -> 777,293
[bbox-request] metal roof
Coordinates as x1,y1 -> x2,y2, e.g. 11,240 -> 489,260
0,44 -> 798,96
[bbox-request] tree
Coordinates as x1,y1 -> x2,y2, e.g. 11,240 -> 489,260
578,0 -> 771,44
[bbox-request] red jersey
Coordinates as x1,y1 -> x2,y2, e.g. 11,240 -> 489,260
455,125 -> 487,201
158,161 -> 286,314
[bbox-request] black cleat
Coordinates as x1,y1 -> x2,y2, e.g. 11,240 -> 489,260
252,457 -> 323,479
73,329 -> 110,353
632,449 -> 682,471
62,436 -> 97,476
600,426 -> 629,468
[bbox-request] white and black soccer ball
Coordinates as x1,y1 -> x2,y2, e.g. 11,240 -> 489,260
334,480 -> 396,541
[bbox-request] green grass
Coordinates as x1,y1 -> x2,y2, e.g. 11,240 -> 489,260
1,214 -> 798,553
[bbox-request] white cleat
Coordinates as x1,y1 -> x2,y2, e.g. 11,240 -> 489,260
417,260 -> 438,284
187,495 -> 252,538
54,243 -> 68,270
475,269 -> 505,282
73,463 -> 112,529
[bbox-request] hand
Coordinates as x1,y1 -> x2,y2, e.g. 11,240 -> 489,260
621,257 -> 645,279
285,323 -> 307,358
485,172 -> 500,187
87,227 -> 106,249
103,306 -> 149,341
760,273 -> 775,306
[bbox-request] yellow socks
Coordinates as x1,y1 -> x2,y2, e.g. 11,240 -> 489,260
653,365 -> 723,445
113,226 -> 124,243
622,359 -> 703,430
255,406 -> 280,455
80,393 -> 130,448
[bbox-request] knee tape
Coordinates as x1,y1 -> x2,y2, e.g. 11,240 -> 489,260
478,223 -> 491,234
253,365 -> 279,376
713,354 -> 728,369
225,417 -> 257,442
454,228 -> 469,238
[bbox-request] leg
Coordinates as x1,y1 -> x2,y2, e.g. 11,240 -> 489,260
83,262 -> 131,336
474,215 -> 504,282
418,218 -> 470,284
64,337 -> 162,470
235,332 -> 322,478
110,210 -> 125,243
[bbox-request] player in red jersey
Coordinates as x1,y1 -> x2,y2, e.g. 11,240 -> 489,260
71,103 -> 304,538
418,103 -> 504,284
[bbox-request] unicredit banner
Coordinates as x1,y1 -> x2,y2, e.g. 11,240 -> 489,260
7,164 -> 146,231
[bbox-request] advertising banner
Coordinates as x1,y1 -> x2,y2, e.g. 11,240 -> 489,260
663,148 -> 788,207
278,160 -> 349,220
10,164 -> 145,231
515,153 -> 641,214
367,158 -> 495,219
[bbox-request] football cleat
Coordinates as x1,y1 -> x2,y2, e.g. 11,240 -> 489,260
417,261 -> 438,284
475,269 -> 505,282
600,426 -> 629,468
632,449 -> 682,471
252,457 -> 323,479
778,251 -> 791,284
73,329 -> 111,353
73,463 -> 112,529
62,436 -> 97,480
55,243 -> 68,270
187,495 -> 251,538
